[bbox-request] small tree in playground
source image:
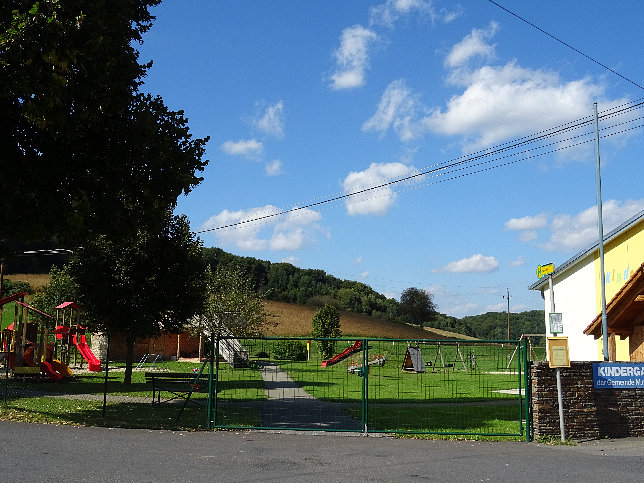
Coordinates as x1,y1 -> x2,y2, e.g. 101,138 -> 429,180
69,213 -> 207,385
312,304 -> 342,359
199,265 -> 270,337
31,266 -> 78,326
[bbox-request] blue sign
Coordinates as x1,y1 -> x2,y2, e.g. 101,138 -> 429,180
593,363 -> 644,389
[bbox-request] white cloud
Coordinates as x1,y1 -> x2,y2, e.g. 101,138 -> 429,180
542,199 -> 644,252
265,159 -> 283,176
281,255 -> 299,265
369,0 -> 461,27
505,213 -> 548,231
330,25 -> 377,90
342,162 -> 418,215
362,79 -> 422,141
363,26 -> 624,152
221,139 -> 264,158
355,256 -> 363,264
485,302 -> 505,312
360,270 -> 370,278
255,101 -> 285,138
511,256 -> 526,267
506,213 -> 547,243
436,254 -> 499,273
446,302 -> 479,317
445,22 -> 498,68
200,205 -> 323,252
425,61 -> 606,150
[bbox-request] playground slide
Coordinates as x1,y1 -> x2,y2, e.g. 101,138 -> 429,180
40,361 -> 64,381
72,334 -> 101,372
51,359 -> 73,377
321,340 -> 362,367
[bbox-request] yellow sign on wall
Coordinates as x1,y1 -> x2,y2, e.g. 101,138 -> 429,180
537,263 -> 554,279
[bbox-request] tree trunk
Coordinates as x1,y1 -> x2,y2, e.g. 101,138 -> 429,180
124,332 -> 135,385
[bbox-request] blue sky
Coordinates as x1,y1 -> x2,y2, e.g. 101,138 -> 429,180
137,1 -> 644,317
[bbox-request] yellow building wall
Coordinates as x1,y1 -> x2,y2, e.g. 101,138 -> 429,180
593,220 -> 644,360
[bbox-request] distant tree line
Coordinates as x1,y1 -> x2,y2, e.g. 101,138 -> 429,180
202,247 -> 404,322
202,247 -> 545,341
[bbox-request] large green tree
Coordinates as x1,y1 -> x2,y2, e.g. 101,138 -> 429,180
0,0 -> 208,249
399,287 -> 437,326
69,214 -> 207,384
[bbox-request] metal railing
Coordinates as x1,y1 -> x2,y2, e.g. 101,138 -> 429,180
1,335 -> 531,439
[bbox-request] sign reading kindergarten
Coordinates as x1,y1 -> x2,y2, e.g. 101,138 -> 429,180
593,363 -> 644,389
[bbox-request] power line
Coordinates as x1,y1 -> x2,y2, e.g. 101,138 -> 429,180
487,0 -> 644,91
196,100 -> 644,234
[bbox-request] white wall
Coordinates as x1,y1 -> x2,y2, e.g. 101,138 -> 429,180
542,261 -> 599,361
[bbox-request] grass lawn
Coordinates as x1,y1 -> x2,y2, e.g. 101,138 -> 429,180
2,337 -> 530,436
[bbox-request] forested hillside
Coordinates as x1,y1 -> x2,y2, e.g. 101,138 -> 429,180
202,247 -> 545,340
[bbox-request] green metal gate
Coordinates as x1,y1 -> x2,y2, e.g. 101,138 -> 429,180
204,336 -> 531,440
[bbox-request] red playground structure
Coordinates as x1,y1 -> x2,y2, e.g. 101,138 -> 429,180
55,302 -> 101,372
321,340 -> 362,367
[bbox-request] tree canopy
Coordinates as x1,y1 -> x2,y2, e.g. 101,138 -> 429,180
399,287 -> 437,326
200,265 -> 270,338
1,1 -> 209,250
69,214 -> 207,383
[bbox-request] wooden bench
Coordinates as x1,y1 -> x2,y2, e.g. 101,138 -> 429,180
145,372 -> 205,406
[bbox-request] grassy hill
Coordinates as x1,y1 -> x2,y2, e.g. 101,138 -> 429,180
264,301 -> 467,340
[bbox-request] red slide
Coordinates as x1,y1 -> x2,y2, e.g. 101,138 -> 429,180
40,361 -> 64,381
72,334 -> 101,372
321,340 -> 362,367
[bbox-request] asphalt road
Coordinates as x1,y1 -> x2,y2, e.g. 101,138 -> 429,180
1,421 -> 642,481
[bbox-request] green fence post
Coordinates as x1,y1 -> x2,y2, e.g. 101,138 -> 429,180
523,336 -> 530,442
207,336 -> 218,430
362,338 -> 368,434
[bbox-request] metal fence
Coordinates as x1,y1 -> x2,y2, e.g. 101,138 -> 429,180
210,336 -> 531,439
1,335 -> 531,439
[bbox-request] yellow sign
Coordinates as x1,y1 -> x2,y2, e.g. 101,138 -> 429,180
537,263 -> 554,279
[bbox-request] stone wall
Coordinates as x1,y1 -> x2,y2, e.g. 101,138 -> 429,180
531,361 -> 644,439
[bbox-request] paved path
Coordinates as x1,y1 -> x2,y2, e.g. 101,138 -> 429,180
1,421 -> 643,481
257,362 -> 362,431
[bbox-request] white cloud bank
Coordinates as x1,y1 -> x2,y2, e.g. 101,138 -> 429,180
330,25 -> 377,90
363,23 -> 625,151
200,205 -> 323,252
369,0 -> 461,28
507,199 -> 644,252
342,162 -> 418,215
265,159 -> 283,176
255,101 -> 285,138
436,254 -> 500,273
221,138 -> 264,159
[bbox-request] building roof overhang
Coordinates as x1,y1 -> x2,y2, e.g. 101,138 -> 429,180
584,262 -> 644,338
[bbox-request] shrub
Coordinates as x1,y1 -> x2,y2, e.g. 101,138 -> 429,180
2,279 -> 32,296
273,340 -> 307,361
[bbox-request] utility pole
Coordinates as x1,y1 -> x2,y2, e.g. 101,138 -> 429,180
503,288 -> 510,340
594,102 -> 609,361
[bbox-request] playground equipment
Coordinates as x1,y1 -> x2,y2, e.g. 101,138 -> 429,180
505,333 -> 546,370
321,340 -> 362,367
348,354 -> 386,375
0,293 -> 73,380
425,342 -> 469,373
55,302 -> 101,372
401,345 -> 426,373
216,327 -> 249,368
